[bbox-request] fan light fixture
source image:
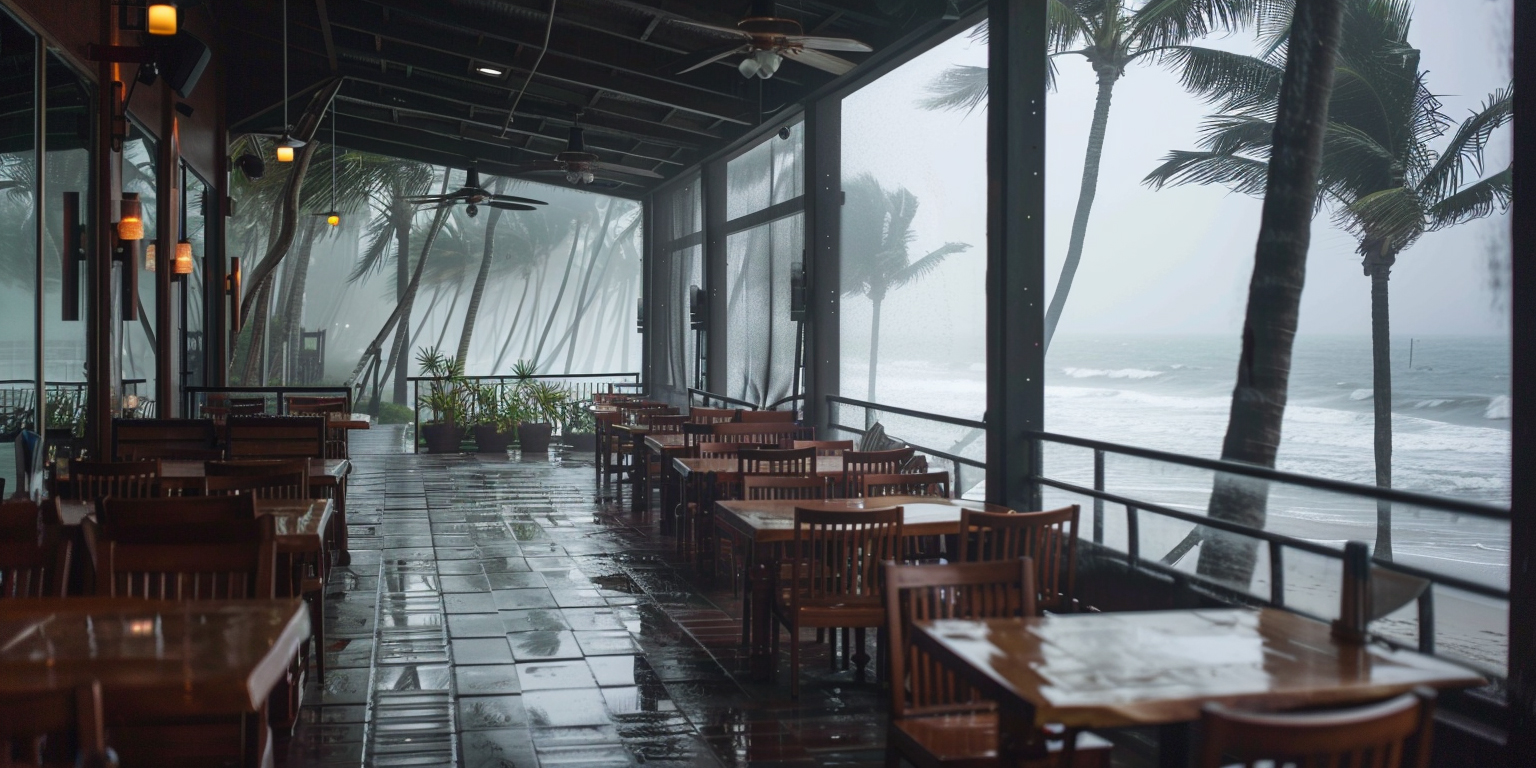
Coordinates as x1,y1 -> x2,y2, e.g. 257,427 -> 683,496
118,194 -> 144,241
275,135 -> 304,163
174,239 -> 194,274
327,212 -> 340,226
738,49 -> 782,79
565,170 -> 595,185
147,2 -> 178,35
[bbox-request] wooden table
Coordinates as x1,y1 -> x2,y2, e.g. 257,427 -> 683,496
611,423 -> 652,513
642,433 -> 688,523
325,413 -> 372,430
911,609 -> 1486,768
59,497 -> 335,556
0,598 -> 310,767
714,495 -> 1011,681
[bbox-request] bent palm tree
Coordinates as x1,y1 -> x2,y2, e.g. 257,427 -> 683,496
1145,0 -> 1513,561
842,174 -> 970,402
921,0 -> 1279,349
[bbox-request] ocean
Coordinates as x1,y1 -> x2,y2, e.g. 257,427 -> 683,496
840,334 -> 1511,672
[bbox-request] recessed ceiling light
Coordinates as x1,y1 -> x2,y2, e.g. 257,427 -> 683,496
476,65 -> 504,77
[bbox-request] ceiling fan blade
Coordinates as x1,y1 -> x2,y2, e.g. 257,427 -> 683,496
787,35 -> 873,53
490,194 -> 548,205
674,43 -> 751,74
508,161 -> 568,173
782,47 -> 857,75
669,18 -> 752,39
403,194 -> 463,203
487,201 -> 538,212
591,162 -> 664,179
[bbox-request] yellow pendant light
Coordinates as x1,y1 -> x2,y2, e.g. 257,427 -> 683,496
147,2 -> 178,35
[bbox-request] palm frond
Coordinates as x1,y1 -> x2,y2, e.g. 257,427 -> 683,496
1426,166 -> 1511,231
1143,150 -> 1270,196
1159,46 -> 1284,112
890,242 -> 971,289
1129,0 -> 1278,49
1416,84 -> 1513,201
1197,113 -> 1276,156
917,65 -> 989,114
349,221 -> 397,283
1332,186 -> 1427,253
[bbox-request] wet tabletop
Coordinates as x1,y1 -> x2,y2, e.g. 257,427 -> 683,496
0,598 -> 309,713
715,496 -> 1008,542
58,498 -> 333,544
673,455 -> 845,479
160,458 -> 351,484
913,609 -> 1485,729
644,434 -> 688,453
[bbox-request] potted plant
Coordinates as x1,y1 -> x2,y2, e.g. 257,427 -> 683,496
515,365 -> 566,455
416,346 -> 470,453
470,383 -> 515,454
560,397 -> 597,452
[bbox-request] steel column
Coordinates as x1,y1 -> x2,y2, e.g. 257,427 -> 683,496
1507,0 -> 1534,759
154,80 -> 179,416
702,158 -> 727,395
984,0 -> 1048,512
804,96 -> 841,435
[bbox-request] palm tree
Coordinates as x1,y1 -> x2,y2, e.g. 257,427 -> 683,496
841,174 -> 970,402
455,177 -> 510,365
921,0 -> 1278,349
1144,0 -> 1513,562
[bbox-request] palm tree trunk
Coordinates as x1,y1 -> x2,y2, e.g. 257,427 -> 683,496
434,282 -> 465,351
532,222 -> 592,369
270,218 -> 320,383
1042,67 -> 1119,350
240,280 -> 273,386
1368,256 -> 1395,560
1194,0 -> 1345,583
456,179 -> 508,364
867,295 -> 883,402
492,276 -> 535,373
393,206 -> 412,404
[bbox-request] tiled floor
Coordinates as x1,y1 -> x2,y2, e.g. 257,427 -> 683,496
282,426 -> 1147,768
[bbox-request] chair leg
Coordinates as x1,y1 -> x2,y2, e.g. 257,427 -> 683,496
842,628 -> 851,670
885,745 -> 902,768
789,617 -> 801,699
853,627 -> 869,682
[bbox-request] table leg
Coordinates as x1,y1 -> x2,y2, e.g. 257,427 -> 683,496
749,561 -> 775,682
333,480 -> 350,566
629,433 -> 647,514
659,461 -> 678,537
995,704 -> 1047,768
1157,722 -> 1192,768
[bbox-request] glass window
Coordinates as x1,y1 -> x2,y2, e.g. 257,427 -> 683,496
43,51 -> 92,453
726,122 -> 803,220
183,167 -> 207,388
0,10 -> 36,491
725,214 -> 802,406
121,125 -> 157,414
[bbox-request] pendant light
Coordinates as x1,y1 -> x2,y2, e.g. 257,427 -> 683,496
147,2 -> 178,36
327,107 -> 340,224
117,193 -> 144,241
275,0 -> 304,162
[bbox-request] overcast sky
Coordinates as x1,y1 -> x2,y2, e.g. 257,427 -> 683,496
839,0 -> 1512,347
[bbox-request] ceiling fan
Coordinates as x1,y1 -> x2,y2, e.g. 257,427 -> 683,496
506,124 -> 664,186
404,166 -> 548,217
670,0 -> 872,79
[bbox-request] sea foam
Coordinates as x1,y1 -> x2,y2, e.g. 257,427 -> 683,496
1062,367 -> 1163,380
1485,395 -> 1511,420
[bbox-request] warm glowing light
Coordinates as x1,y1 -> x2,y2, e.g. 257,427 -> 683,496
144,243 -> 157,272
327,213 -> 340,226
275,144 -> 295,163
476,66 -> 504,77
118,194 -> 144,241
174,240 -> 194,274
147,3 -> 178,35
127,619 -> 155,636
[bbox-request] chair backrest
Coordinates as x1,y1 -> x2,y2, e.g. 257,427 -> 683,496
738,447 -> 817,477
0,682 -> 114,768
743,476 -> 829,501
688,407 -> 738,424
957,505 -> 1079,612
112,418 -> 217,461
99,494 -> 258,525
0,499 -> 71,598
883,559 -> 1037,718
697,441 -> 745,459
639,413 -> 688,433
792,440 -> 854,457
226,415 -> 325,460
1197,690 -> 1436,768
95,502 -> 275,600
790,506 -> 904,605
285,396 -> 348,414
711,422 -> 811,448
864,471 -> 951,499
205,459 -> 313,499
66,460 -> 162,502
840,448 -> 915,498
227,397 -> 267,415
682,422 -> 717,451
738,410 -> 797,424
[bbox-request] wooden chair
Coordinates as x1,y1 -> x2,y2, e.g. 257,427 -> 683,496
639,414 -> 688,433
111,418 -> 217,461
94,504 -> 276,600
0,682 -> 116,768
711,422 -> 811,449
227,397 -> 267,415
738,447 -> 817,477
1197,689 -> 1436,768
883,560 -> 1111,768
688,407 -> 737,424
64,460 -> 162,502
738,410 -> 797,423
840,448 -> 916,498
744,476 -> 830,501
865,471 -> 952,499
957,506 -> 1079,613
226,415 -> 325,460
794,439 -> 854,456
285,398 -> 350,459
98,494 -> 258,525
772,506 -> 904,698
682,422 -> 717,454
697,441 -> 748,459
0,499 -> 71,598
204,459 -> 311,499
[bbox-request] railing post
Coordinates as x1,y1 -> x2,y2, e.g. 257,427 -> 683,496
1418,589 -> 1436,654
1092,448 -> 1105,544
1126,505 -> 1140,568
412,379 -> 420,454
1268,540 -> 1285,607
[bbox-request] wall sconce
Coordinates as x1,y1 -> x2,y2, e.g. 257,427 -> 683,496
118,193 -> 143,241
174,239 -> 194,275
226,257 -> 242,337
147,2 -> 178,36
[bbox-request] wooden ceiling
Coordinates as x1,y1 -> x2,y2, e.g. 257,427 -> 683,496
220,0 -> 961,197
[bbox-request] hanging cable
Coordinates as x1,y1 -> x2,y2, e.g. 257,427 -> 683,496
500,0 -> 559,137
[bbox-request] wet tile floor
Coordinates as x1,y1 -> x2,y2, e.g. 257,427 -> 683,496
282,426 -> 1148,768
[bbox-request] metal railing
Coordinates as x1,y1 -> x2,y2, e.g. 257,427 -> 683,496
824,395 -> 987,499
410,372 -> 641,452
184,386 -> 354,417
687,388 -> 760,410
1030,430 -> 1509,676
2,379 -> 149,437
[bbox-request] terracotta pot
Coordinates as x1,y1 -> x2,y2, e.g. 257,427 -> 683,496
517,422 -> 553,454
473,425 -> 513,454
565,432 -> 597,452
421,423 -> 466,454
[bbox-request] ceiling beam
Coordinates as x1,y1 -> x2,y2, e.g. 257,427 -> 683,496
315,0 -> 339,72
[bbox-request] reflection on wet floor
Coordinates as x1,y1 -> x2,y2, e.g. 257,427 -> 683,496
285,426 -> 1137,768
